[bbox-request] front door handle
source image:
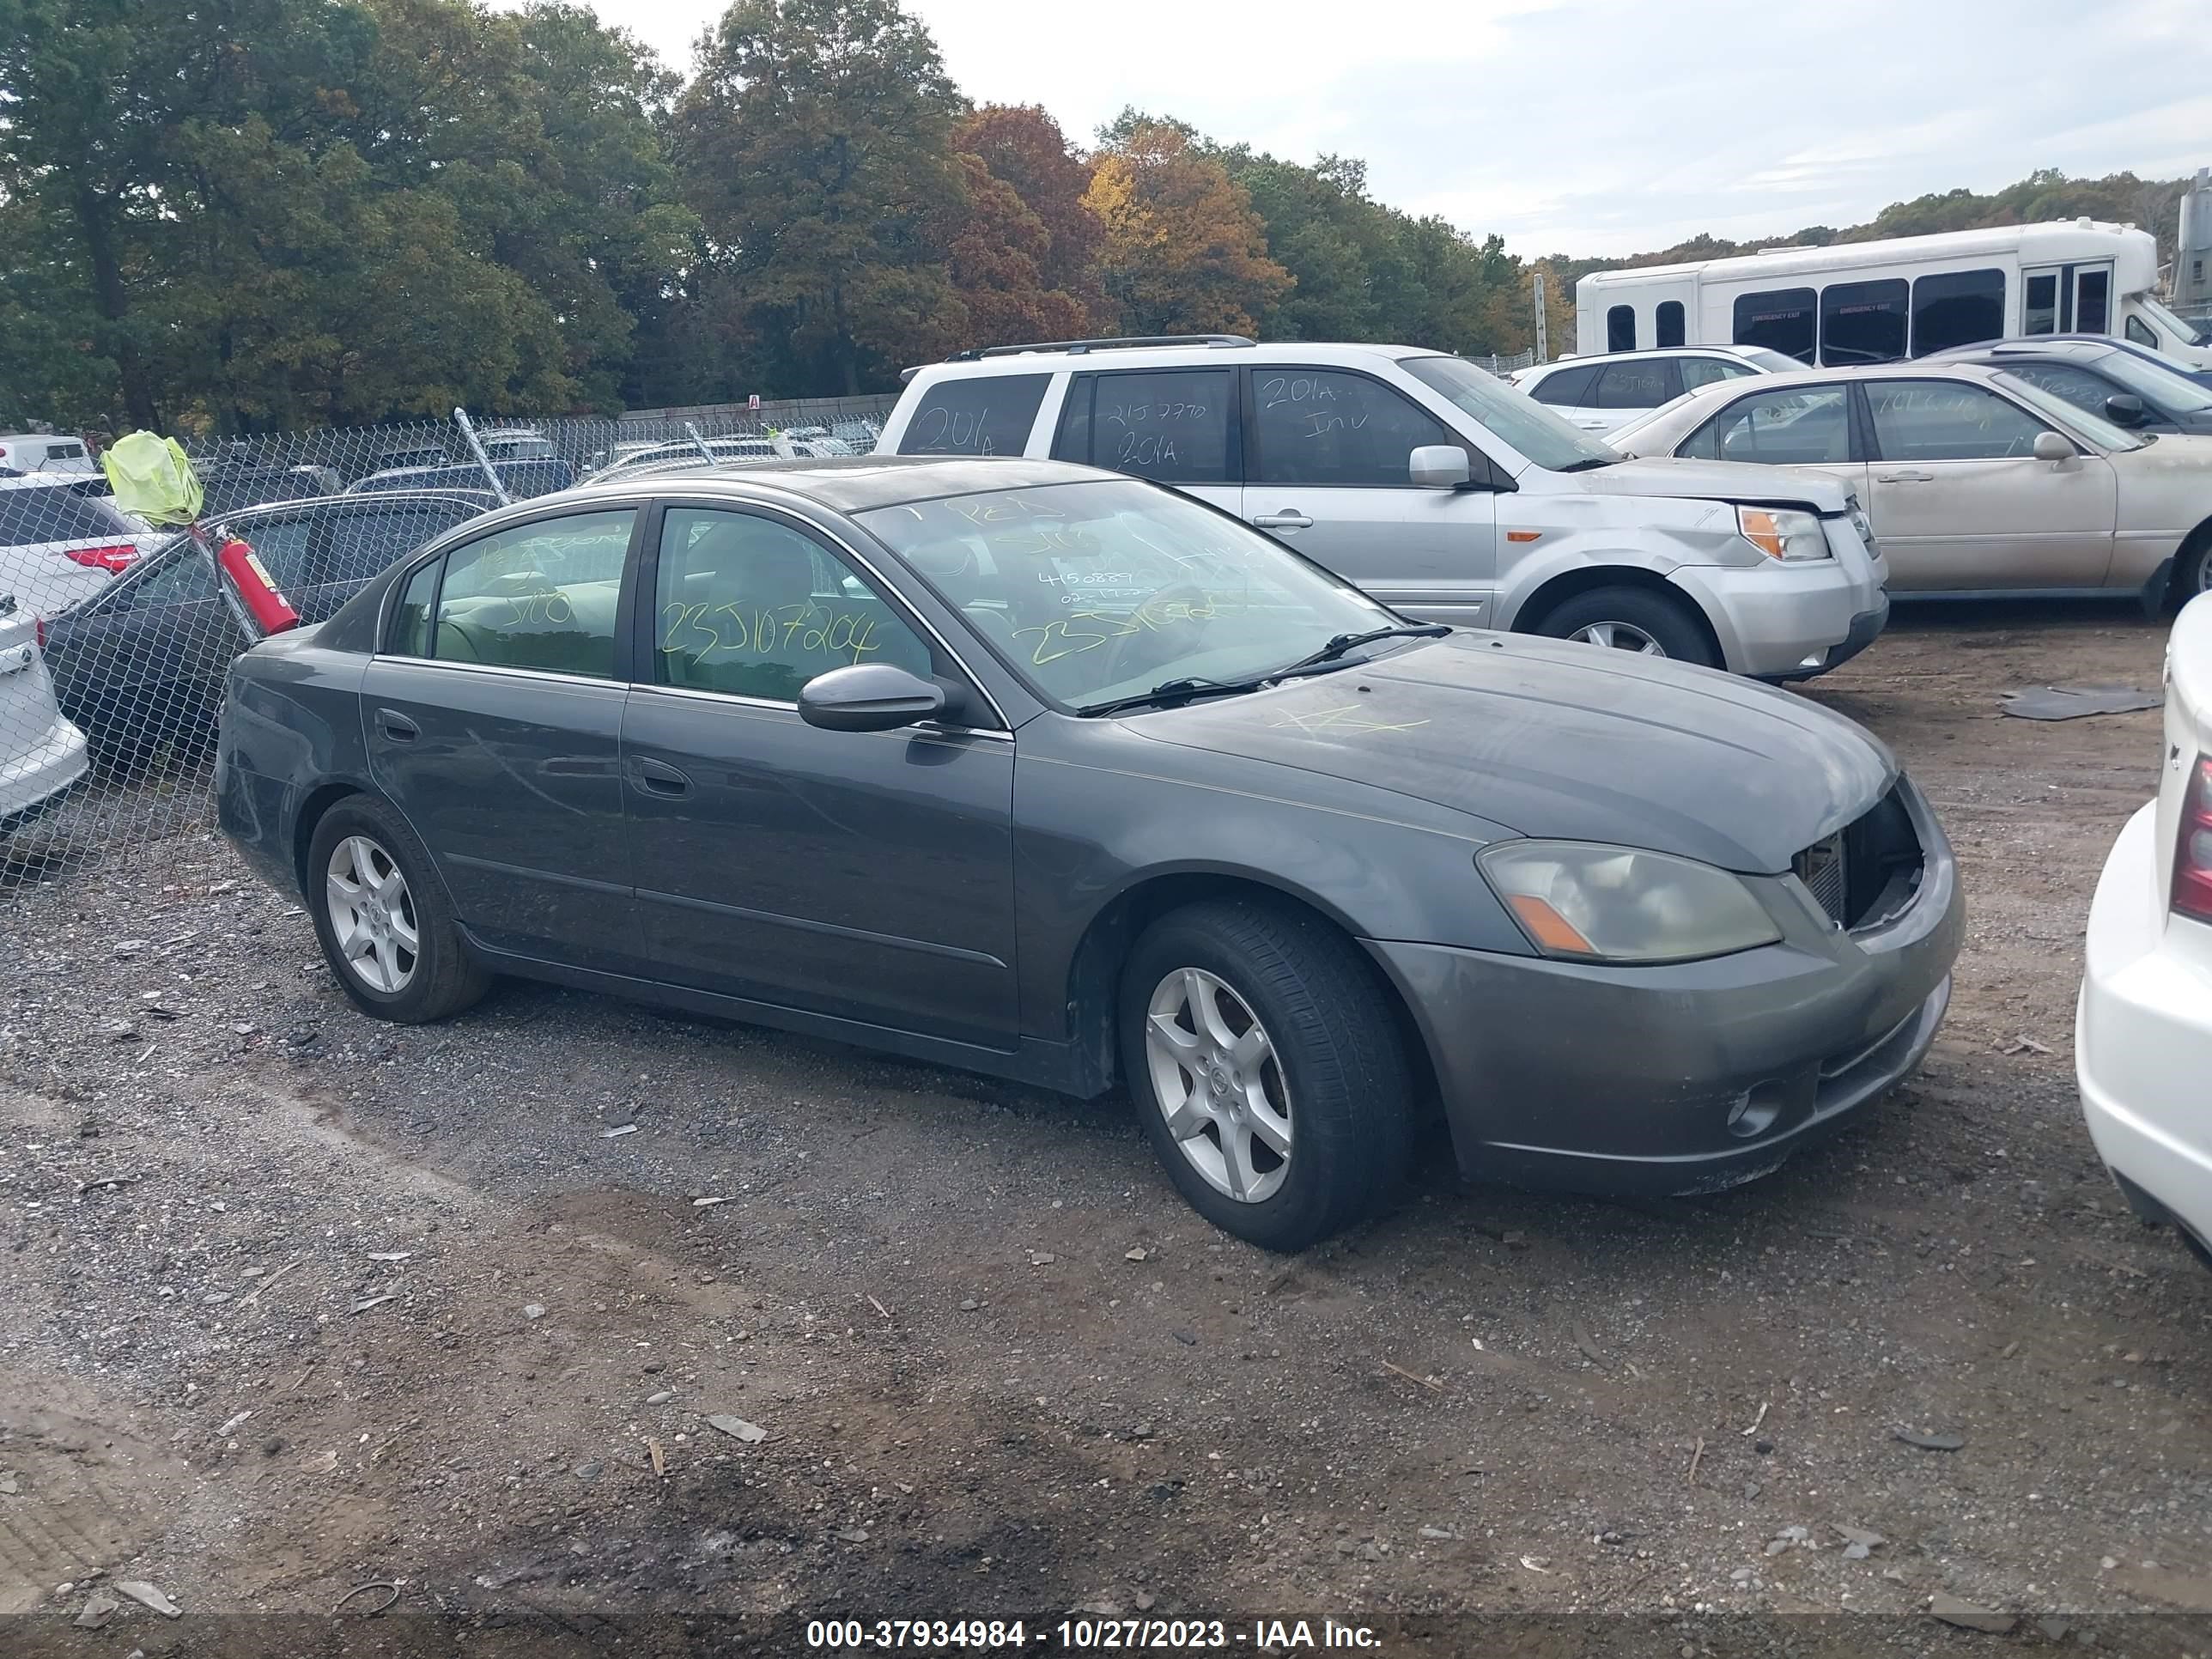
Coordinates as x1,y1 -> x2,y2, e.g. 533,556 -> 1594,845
374,708 -> 419,743
1874,470 -> 1934,483
634,757 -> 691,798
1252,511 -> 1313,531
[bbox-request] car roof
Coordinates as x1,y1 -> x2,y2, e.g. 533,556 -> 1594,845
1924,338 -> 2116,364
1528,347 -> 1759,373
908,340 -> 1434,380
1651,360 -> 2008,400
507,455 -> 1109,517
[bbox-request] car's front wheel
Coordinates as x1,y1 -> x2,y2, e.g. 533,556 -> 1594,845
307,795 -> 489,1024
1534,585 -> 1719,667
1119,900 -> 1413,1251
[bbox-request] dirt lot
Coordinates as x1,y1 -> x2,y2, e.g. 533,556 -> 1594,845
3,603 -> 2209,1655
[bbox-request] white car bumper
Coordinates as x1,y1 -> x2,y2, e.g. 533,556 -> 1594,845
2076,799 -> 2212,1261
0,714 -> 88,828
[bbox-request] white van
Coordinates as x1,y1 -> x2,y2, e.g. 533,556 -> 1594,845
1576,220 -> 2212,374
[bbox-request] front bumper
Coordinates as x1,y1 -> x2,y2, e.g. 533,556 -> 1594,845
1777,593 -> 1888,682
1673,556 -> 1883,680
1367,776 -> 1963,1195
2077,800 -> 2212,1263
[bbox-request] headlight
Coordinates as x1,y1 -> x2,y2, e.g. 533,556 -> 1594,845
1735,504 -> 1831,562
1478,840 -> 1782,964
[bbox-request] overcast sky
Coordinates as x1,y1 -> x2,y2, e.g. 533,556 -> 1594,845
507,0 -> 2212,257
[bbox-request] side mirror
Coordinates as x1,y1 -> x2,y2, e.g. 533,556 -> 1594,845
798,663 -> 945,732
2103,392 -> 2148,428
1409,445 -> 1471,489
2032,430 -> 2075,464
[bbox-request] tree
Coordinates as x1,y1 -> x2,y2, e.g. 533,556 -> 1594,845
670,0 -> 970,395
953,105 -> 1109,334
1083,118 -> 1290,337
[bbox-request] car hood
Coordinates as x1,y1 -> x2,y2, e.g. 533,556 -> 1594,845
1121,633 -> 1893,873
1567,454 -> 1854,514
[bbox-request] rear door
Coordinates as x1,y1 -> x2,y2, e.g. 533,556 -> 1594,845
1239,364 -> 1500,625
1049,367 -> 1242,519
362,506 -> 646,967
1581,358 -> 1684,433
1860,377 -> 2118,590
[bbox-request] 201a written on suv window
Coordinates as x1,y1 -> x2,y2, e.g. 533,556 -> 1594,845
1250,369 -> 1453,486
859,479 -> 1395,709
653,507 -> 933,702
393,509 -> 634,678
1054,369 -> 1234,484
897,374 -> 1049,458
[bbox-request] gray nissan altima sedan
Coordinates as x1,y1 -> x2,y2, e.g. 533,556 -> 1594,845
216,456 -> 1962,1250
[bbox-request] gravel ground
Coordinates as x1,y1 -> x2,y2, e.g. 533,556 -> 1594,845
2,601 -> 2209,1655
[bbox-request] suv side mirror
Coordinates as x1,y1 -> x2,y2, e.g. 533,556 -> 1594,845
798,663 -> 946,732
1409,446 -> 1471,489
2031,430 -> 2075,464
2103,392 -> 2148,428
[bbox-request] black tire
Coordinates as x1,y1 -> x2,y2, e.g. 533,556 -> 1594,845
1532,585 -> 1719,668
2177,530 -> 2212,610
306,794 -> 489,1024
1118,899 -> 1413,1251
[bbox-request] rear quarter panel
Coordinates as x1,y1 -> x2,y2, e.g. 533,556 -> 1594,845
216,634 -> 374,895
2157,595 -> 2212,902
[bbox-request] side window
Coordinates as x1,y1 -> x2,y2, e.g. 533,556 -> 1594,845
2023,272 -> 2060,335
1591,360 -> 1678,410
896,374 -> 1048,457
391,559 -> 440,658
2076,270 -> 2111,336
429,508 -> 635,678
1819,278 -> 1907,365
318,502 -> 480,586
653,507 -> 932,702
1528,363 -> 1599,406
1685,387 -> 1852,466
217,517 -> 314,592
1655,301 -> 1685,349
1251,368 -> 1452,488
1679,358 -> 1750,392
1054,368 -> 1234,484
1606,305 -> 1636,352
1865,380 -> 2050,462
2126,314 -> 2157,348
118,544 -> 216,607
1733,289 -> 1817,364
1999,363 -> 2120,420
1910,269 -> 2005,356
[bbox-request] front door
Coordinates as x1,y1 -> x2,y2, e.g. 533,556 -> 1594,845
1859,379 -> 2117,590
1240,365 -> 1500,626
621,504 -> 1019,1048
362,506 -> 642,966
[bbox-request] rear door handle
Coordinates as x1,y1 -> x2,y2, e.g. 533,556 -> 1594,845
374,708 -> 419,742
1874,470 -> 1934,483
1251,512 -> 1313,531
634,757 -> 690,798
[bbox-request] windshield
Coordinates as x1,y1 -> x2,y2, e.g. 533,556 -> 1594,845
1399,355 -> 1618,471
2099,347 -> 2212,412
1996,374 -> 2146,451
857,479 -> 1398,710
2138,295 -> 2212,349
0,485 -> 141,545
1738,346 -> 1804,374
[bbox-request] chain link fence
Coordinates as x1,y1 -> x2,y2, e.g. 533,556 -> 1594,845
0,399 -> 895,887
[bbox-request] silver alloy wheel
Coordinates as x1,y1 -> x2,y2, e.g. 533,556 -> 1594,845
325,835 -> 419,994
1143,967 -> 1293,1204
2195,550 -> 2212,596
1568,620 -> 1667,654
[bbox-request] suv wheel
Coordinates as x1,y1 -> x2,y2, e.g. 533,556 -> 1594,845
1119,900 -> 1413,1251
1535,585 -> 1718,667
307,796 -> 489,1024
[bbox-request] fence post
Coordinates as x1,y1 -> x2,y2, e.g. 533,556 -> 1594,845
452,408 -> 512,507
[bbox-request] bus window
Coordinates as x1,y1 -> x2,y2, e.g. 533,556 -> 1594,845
1819,279 -> 1907,364
2076,269 -> 2111,334
1607,306 -> 1636,353
1656,301 -> 1685,349
1733,289 -> 1816,364
1910,269 -> 2005,356
2024,272 -> 2059,335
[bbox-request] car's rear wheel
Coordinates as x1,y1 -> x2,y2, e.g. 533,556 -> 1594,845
1534,585 -> 1718,667
2179,530 -> 2212,605
1119,900 -> 1413,1251
307,796 -> 488,1024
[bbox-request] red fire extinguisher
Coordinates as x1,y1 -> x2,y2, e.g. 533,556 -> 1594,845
191,523 -> 300,638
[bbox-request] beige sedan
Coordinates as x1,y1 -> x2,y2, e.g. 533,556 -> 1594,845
1610,362 -> 2212,603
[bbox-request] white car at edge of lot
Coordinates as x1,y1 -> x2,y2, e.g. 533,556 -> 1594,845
1508,346 -> 1800,434
0,596 -> 89,832
2077,591 -> 2212,1269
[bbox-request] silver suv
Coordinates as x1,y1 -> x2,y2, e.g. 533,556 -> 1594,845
878,335 -> 1889,678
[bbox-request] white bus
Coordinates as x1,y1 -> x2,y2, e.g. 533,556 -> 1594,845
1574,220 -> 2212,373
